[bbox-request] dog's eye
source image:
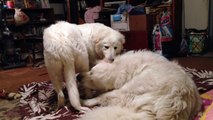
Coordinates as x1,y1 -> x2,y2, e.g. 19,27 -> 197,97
114,47 -> 117,50
90,79 -> 94,84
90,72 -> 93,75
104,46 -> 109,49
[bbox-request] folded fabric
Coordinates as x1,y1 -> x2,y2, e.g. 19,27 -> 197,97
129,6 -> 145,15
84,6 -> 101,23
116,4 -> 133,14
199,89 -> 213,120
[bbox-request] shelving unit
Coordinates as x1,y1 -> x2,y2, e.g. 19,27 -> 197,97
0,8 -> 55,69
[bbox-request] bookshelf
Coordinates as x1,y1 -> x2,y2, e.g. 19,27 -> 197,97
0,8 -> 55,69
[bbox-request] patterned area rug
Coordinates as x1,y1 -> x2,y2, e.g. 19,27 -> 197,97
183,67 -> 213,94
0,99 -> 21,120
0,67 -> 213,120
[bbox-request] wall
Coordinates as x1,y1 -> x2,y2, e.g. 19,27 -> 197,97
208,0 -> 213,49
184,0 -> 209,30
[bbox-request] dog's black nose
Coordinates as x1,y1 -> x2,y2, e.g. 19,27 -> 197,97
109,58 -> 114,62
111,58 -> 114,62
76,74 -> 83,81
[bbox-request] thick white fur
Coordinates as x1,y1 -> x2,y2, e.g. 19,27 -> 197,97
78,50 -> 202,120
43,21 -> 125,112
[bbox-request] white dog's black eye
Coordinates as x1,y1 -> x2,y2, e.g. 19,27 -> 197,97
104,46 -> 109,49
90,72 -> 93,75
114,47 -> 117,50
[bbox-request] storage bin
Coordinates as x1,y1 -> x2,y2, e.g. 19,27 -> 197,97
187,30 -> 207,54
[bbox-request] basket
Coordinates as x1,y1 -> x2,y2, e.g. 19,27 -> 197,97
186,29 -> 207,54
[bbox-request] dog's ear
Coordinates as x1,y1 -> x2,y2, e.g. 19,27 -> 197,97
121,38 -> 125,44
93,36 -> 102,44
96,59 -> 110,64
92,29 -> 108,44
119,33 -> 125,45
94,41 -> 104,58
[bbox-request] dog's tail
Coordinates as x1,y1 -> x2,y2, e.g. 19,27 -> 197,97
80,106 -> 155,120
152,86 -> 202,120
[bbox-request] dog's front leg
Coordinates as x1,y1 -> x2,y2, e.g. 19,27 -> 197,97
64,63 -> 90,112
82,89 -> 120,107
44,55 -> 65,110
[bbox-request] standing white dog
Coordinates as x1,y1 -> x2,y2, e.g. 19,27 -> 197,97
43,21 -> 125,112
78,50 -> 202,120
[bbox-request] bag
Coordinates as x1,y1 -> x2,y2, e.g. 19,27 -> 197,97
179,38 -> 188,56
186,29 -> 207,54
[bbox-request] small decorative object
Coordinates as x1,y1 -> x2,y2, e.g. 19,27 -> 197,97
145,7 -> 150,14
39,13 -> 46,21
152,24 -> 162,54
6,0 -> 15,8
14,8 -> 30,26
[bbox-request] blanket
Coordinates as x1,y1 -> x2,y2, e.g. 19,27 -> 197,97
1,67 -> 213,120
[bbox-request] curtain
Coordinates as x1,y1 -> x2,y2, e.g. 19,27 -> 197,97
184,0 -> 209,30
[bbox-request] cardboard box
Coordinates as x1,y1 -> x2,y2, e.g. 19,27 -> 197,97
111,14 -> 151,31
129,15 -> 148,31
110,14 -> 129,31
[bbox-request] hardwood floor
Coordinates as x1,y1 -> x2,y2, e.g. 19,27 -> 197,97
173,56 -> 213,70
0,66 -> 49,92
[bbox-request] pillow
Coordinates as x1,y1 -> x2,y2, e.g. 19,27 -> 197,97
200,102 -> 213,120
198,89 -> 213,120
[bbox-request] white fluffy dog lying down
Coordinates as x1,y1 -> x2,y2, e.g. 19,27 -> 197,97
43,21 -> 125,112
78,50 -> 202,120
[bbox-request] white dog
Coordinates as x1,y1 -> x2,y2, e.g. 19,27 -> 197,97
78,50 -> 202,120
43,21 -> 125,112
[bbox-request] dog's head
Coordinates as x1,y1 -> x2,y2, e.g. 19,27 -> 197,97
92,23 -> 125,62
77,61 -> 115,98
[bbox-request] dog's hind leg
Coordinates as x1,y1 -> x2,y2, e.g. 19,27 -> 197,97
64,61 -> 90,112
44,54 -> 65,109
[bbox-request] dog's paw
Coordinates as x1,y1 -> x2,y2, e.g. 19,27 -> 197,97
57,97 -> 65,110
82,99 -> 99,107
79,106 -> 91,113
